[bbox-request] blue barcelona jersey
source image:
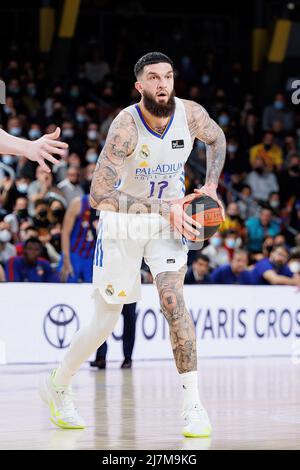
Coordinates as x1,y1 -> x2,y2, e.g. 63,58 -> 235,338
70,195 -> 96,259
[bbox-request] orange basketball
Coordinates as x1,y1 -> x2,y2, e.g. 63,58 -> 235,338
185,195 -> 223,241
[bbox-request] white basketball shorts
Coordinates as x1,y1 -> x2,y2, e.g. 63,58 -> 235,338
92,211 -> 188,304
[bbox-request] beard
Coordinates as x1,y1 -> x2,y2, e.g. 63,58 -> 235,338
142,89 -> 176,118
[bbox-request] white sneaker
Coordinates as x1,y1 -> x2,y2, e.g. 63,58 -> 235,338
182,402 -> 212,437
39,369 -> 86,429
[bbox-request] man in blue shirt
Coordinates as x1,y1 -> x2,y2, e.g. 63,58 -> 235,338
246,207 -> 280,253
211,249 -> 252,284
251,245 -> 300,286
6,237 -> 58,282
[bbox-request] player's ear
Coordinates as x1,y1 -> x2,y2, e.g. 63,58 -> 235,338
135,81 -> 143,95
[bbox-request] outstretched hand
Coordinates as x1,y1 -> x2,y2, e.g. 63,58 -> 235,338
24,127 -> 68,173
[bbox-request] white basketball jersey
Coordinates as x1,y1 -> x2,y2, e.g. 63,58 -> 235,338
119,97 -> 193,201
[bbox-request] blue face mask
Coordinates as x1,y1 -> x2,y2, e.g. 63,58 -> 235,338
211,237 -> 222,248
218,115 -> 230,127
2,155 -> 16,166
227,144 -> 237,153
274,100 -> 284,110
201,75 -> 210,85
76,114 -> 86,123
86,153 -> 98,164
9,127 -> 22,137
28,129 -> 41,140
225,238 -> 236,249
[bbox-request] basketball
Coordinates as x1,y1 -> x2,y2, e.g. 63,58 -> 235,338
185,195 -> 223,241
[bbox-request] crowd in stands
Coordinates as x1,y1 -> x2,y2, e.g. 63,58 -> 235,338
1,44 -> 300,286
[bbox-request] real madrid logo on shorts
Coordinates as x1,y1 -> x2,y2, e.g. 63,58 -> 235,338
139,144 -> 150,159
105,284 -> 114,296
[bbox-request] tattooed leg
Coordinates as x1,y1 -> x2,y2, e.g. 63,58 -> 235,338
155,265 -> 197,374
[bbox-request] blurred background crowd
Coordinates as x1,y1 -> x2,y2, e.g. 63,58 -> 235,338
1,0 -> 300,286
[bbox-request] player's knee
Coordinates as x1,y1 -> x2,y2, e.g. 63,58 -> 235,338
159,289 -> 183,319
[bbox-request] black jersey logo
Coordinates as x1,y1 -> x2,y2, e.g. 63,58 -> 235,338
172,140 -> 184,149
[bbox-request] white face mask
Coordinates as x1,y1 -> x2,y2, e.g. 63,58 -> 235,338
87,130 -> 98,141
16,182 -> 29,194
0,229 -> 11,243
289,261 -> 300,274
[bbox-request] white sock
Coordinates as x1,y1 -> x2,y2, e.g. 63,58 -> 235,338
180,371 -> 202,409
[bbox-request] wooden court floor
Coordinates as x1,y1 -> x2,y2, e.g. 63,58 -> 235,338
0,358 -> 300,450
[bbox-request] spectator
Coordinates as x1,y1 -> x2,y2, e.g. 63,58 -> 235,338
0,228 -> 16,265
184,253 -> 211,284
251,245 -> 300,286
210,249 -> 252,284
202,232 -> 230,269
3,196 -> 31,240
58,195 -> 96,283
57,166 -> 84,204
245,157 -> 279,203
5,237 -> 58,282
223,230 -> 241,259
246,207 -> 280,253
262,93 -> 294,132
249,131 -> 283,171
219,202 -> 245,237
27,167 -> 54,216
278,154 -> 300,205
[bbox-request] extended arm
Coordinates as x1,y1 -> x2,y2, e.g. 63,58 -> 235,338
60,197 -> 81,282
0,127 -> 68,173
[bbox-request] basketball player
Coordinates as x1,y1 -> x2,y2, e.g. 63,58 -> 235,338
59,194 -> 97,283
0,127 -> 67,172
39,52 -> 226,437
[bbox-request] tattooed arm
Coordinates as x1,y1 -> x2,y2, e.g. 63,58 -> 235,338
90,110 -> 202,240
183,99 -> 226,217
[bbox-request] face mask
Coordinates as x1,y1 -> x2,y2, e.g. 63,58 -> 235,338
8,86 -> 19,94
227,144 -> 237,153
28,129 -> 42,140
274,100 -> 284,110
228,214 -> 239,220
87,130 -> 98,141
270,200 -> 279,209
289,261 -> 300,274
265,245 -> 273,254
225,238 -> 236,249
264,143 -> 272,151
62,129 -> 74,139
70,89 -> 79,98
0,229 -> 11,243
28,87 -> 36,96
2,155 -> 16,165
3,105 -> 12,115
86,152 -> 98,164
201,75 -> 210,85
16,183 -> 28,194
37,209 -> 48,219
51,209 -> 65,220
255,167 -> 264,175
76,114 -> 86,123
17,208 -> 28,219
290,165 -> 300,173
9,127 -> 22,137
218,115 -> 229,127
210,237 -> 222,248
